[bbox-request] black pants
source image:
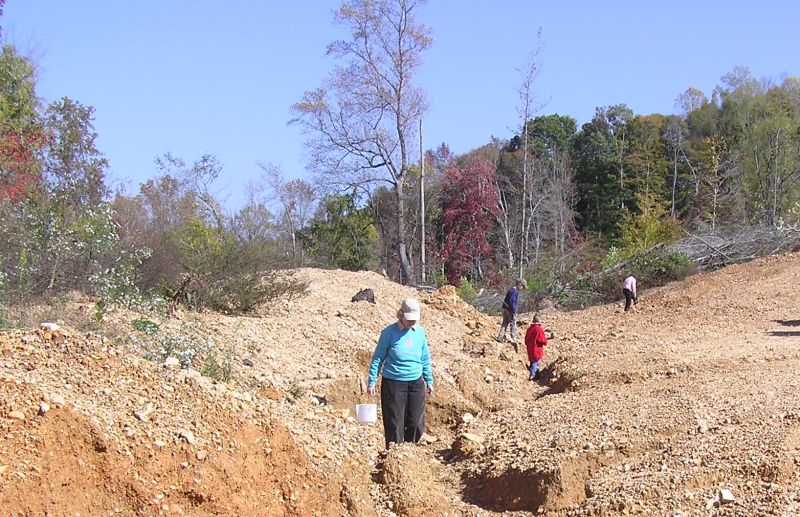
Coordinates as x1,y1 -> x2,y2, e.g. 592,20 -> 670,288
380,377 -> 426,448
623,288 -> 635,311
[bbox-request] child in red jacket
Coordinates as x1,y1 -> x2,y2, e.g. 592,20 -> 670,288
525,313 -> 553,380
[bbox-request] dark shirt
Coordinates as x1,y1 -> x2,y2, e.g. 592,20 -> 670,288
502,286 -> 519,313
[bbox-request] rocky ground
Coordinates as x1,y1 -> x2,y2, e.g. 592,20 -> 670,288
1,255 -> 799,516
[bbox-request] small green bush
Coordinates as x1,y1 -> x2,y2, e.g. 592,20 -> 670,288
131,318 -> 159,334
455,277 -> 478,304
201,350 -> 232,382
286,380 -> 305,402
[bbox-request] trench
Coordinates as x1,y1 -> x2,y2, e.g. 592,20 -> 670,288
461,454 -> 603,513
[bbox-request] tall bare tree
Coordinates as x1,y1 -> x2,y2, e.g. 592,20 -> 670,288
515,40 -> 542,277
257,163 -> 316,262
291,0 -> 431,284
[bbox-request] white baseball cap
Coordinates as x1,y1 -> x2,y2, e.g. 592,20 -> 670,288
400,298 -> 421,320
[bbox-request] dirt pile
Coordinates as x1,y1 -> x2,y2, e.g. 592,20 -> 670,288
1,255 -> 800,515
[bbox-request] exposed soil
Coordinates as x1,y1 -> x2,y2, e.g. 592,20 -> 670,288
1,254 -> 800,515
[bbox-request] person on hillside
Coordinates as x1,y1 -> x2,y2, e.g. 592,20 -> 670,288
497,278 -> 527,345
525,313 -> 553,380
622,274 -> 638,312
367,298 -> 434,448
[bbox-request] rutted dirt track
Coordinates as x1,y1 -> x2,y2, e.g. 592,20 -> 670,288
1,254 -> 799,515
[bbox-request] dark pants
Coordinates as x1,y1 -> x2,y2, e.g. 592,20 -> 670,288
623,288 -> 635,311
380,377 -> 426,448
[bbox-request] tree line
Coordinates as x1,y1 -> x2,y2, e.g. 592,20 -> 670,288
1,0 -> 798,319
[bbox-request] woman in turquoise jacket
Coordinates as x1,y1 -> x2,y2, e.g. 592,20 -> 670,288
367,298 -> 434,448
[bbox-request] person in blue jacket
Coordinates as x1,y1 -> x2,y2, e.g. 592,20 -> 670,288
367,297 -> 434,448
497,278 -> 527,345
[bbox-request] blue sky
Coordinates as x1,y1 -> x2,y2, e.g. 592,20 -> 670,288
5,1 -> 800,210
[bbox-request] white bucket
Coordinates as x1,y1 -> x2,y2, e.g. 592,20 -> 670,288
355,403 -> 377,423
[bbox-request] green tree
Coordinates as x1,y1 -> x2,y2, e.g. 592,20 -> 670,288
305,193 -> 377,271
617,192 -> 680,255
42,97 -> 109,206
573,105 -> 634,240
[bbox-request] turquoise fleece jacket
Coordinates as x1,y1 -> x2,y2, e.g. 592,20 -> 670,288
368,322 -> 433,387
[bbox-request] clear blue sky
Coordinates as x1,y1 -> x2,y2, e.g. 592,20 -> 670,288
5,1 -> 800,210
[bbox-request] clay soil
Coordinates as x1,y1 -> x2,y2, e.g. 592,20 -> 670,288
1,254 -> 799,516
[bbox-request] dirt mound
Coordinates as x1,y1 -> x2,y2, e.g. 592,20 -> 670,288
0,328 -> 344,516
2,253 -> 800,515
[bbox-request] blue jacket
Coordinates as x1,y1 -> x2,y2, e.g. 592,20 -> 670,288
502,286 -> 519,313
368,322 -> 433,387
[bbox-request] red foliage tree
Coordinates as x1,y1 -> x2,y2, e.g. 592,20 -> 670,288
0,126 -> 47,203
441,157 -> 500,284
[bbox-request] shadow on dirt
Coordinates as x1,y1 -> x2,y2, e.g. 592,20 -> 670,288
767,330 -> 800,337
536,357 -> 579,398
770,320 -> 800,336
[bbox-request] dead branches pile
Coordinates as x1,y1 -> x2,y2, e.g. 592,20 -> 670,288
669,224 -> 800,270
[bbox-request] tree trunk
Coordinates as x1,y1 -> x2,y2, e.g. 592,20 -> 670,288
396,179 -> 413,285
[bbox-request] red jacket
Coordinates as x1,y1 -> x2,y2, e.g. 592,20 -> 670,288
525,323 -> 547,362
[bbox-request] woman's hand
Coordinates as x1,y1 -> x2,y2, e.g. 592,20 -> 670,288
367,385 -> 376,397
426,384 -> 434,395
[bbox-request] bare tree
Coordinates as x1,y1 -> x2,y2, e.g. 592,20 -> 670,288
291,0 -> 431,284
663,116 -> 688,217
515,39 -> 542,277
257,163 -> 316,262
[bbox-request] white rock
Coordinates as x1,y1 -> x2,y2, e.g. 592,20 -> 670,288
461,413 -> 474,424
179,429 -> 197,445
134,403 -> 154,422
164,356 -> 181,368
38,402 -> 50,416
8,410 -> 25,420
51,394 -> 65,407
419,433 -> 438,444
719,489 -> 735,504
461,432 -> 485,444
40,322 -> 61,332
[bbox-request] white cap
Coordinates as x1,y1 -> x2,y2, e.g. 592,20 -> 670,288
400,298 -> 421,320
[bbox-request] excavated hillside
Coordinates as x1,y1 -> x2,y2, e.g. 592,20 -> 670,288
1,254 -> 800,516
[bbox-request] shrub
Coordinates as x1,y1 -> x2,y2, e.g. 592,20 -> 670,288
92,248 -> 166,320
0,304 -> 13,329
558,248 -> 695,309
201,349 -> 232,382
286,380 -> 305,402
131,318 -> 159,334
136,329 -> 212,369
455,277 -> 478,304
599,250 -> 695,299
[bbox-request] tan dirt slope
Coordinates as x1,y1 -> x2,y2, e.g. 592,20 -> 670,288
1,255 -> 799,516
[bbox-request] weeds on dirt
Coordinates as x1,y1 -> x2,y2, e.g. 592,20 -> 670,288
131,318 -> 159,334
132,323 -> 213,370
286,380 -> 305,403
201,349 -> 233,382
